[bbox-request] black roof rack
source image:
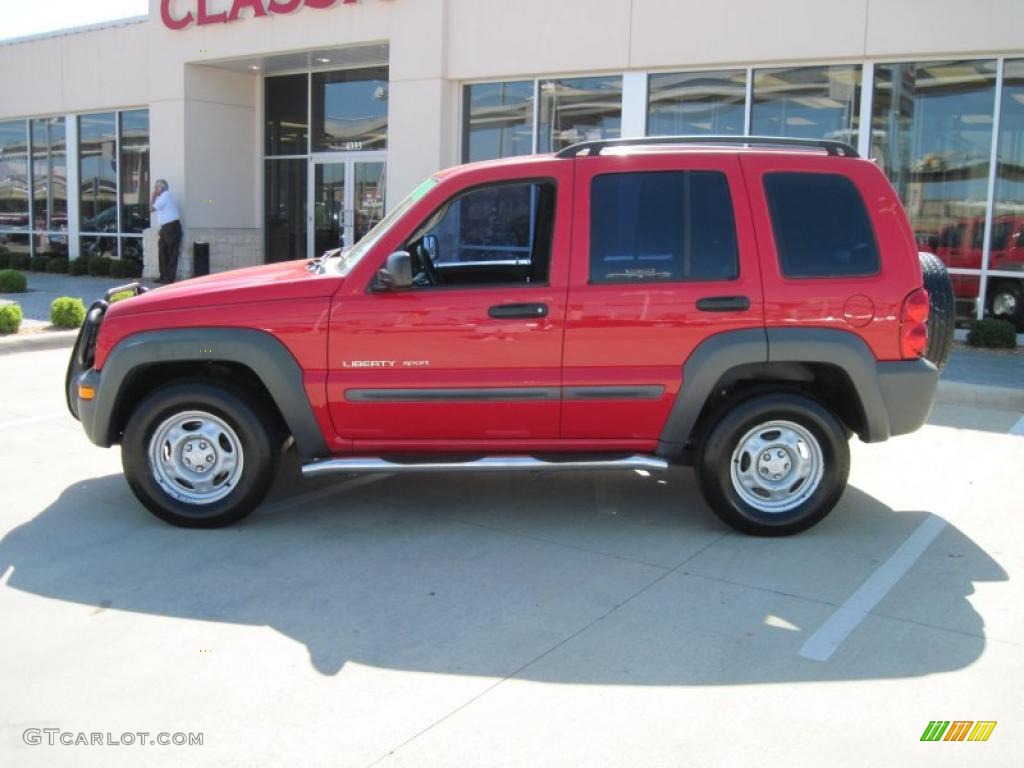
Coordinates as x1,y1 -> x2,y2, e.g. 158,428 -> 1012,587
554,135 -> 860,159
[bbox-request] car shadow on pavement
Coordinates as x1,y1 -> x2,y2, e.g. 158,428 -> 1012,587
0,460 -> 1007,684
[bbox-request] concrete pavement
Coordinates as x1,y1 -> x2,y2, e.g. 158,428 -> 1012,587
0,346 -> 1022,767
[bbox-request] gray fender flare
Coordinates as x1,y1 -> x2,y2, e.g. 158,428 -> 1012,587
89,328 -> 329,459
656,327 -> 895,457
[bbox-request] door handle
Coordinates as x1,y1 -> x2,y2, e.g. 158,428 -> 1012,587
696,295 -> 750,312
488,303 -> 549,319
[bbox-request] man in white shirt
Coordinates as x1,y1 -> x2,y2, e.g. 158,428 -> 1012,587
150,179 -> 182,283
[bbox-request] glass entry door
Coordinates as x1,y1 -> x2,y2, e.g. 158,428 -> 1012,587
309,153 -> 386,257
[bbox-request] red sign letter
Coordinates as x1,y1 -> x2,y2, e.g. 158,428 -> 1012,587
160,0 -> 194,30
304,0 -> 338,9
197,0 -> 228,25
267,0 -> 302,11
229,0 -> 268,21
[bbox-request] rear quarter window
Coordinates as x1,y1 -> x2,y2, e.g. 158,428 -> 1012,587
764,172 -> 880,278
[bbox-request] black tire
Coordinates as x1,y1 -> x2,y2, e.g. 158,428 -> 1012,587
696,393 -> 850,537
987,278 -> 1024,331
919,251 -> 955,369
121,382 -> 278,528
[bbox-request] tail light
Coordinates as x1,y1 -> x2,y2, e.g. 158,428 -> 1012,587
900,288 -> 930,359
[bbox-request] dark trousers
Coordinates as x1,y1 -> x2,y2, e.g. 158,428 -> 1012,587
158,220 -> 182,282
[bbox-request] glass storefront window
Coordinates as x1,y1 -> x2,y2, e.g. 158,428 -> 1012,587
120,110 -> 150,234
872,60 -> 998,320
0,120 -> 30,233
265,74 -> 309,156
79,112 -> 117,232
265,159 -> 307,263
988,59 -> 1024,329
538,76 -> 622,153
31,117 -> 66,235
462,81 -> 534,162
752,65 -> 861,142
312,67 -> 388,152
647,70 -> 746,136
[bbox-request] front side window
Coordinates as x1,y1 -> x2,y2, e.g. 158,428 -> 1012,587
589,171 -> 739,284
764,172 -> 880,278
404,180 -> 556,288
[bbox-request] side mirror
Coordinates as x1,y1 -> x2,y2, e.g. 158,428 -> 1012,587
374,250 -> 413,291
422,233 -> 439,262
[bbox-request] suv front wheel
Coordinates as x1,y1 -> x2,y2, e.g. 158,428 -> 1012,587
121,382 -> 278,528
697,393 -> 850,536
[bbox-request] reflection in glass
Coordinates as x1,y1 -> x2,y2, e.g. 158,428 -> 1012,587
79,112 -> 118,231
265,74 -> 309,156
648,70 -> 746,136
120,110 -> 150,233
872,60 -> 997,317
353,161 -> 385,243
462,81 -> 534,161
265,159 -> 307,263
40,234 -> 68,258
314,163 -> 345,255
538,76 -> 622,153
312,67 -> 388,152
31,117 -> 67,234
0,120 -> 29,231
988,59 -> 1024,328
1,233 -> 31,258
80,234 -> 116,259
752,65 -> 861,142
120,237 -> 144,262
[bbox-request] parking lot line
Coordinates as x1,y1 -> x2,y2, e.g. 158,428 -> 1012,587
799,514 -> 948,662
0,414 -> 67,430
1010,415 -> 1024,436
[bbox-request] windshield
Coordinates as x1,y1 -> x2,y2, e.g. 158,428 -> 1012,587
326,176 -> 439,276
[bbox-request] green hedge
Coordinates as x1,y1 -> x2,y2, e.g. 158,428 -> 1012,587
86,256 -> 112,277
69,257 -> 89,276
109,259 -> 143,279
0,252 -> 9,270
967,318 -> 1017,349
50,296 -> 86,328
8,253 -> 30,271
29,254 -> 50,272
45,256 -> 69,274
0,303 -> 23,334
0,269 -> 28,293
108,289 -> 135,304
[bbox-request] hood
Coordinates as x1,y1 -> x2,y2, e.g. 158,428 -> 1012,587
105,260 -> 341,316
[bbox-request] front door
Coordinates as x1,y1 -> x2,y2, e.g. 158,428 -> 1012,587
325,160 -> 573,449
309,154 -> 386,257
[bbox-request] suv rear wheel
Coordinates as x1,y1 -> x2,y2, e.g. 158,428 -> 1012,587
696,393 -> 850,536
121,382 -> 278,528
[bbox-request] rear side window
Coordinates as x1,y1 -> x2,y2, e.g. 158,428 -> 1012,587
764,172 -> 880,278
590,171 -> 739,283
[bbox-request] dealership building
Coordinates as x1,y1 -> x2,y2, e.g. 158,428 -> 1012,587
0,0 -> 1022,323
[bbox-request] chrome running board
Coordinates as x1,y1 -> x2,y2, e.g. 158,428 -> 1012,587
301,454 -> 669,478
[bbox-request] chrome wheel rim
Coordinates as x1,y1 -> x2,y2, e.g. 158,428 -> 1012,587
148,410 -> 244,505
730,419 -> 824,514
992,291 -> 1017,317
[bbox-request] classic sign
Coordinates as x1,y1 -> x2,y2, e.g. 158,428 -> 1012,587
160,0 -> 376,30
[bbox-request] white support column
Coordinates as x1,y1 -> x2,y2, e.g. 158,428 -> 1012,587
66,114 -> 80,260
743,68 -> 754,135
858,62 -> 875,158
978,58 -> 1005,321
620,71 -> 648,139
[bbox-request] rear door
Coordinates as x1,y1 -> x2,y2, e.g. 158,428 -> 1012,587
561,152 -> 764,441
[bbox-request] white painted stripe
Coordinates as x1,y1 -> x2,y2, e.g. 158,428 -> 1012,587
1009,415 -> 1024,436
260,473 -> 391,516
0,414 -> 67,430
799,514 -> 948,661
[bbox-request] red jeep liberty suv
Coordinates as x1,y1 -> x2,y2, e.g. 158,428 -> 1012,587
66,136 -> 953,536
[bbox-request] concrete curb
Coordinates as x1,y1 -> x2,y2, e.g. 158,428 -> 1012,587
0,329 -> 78,355
935,379 -> 1024,412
